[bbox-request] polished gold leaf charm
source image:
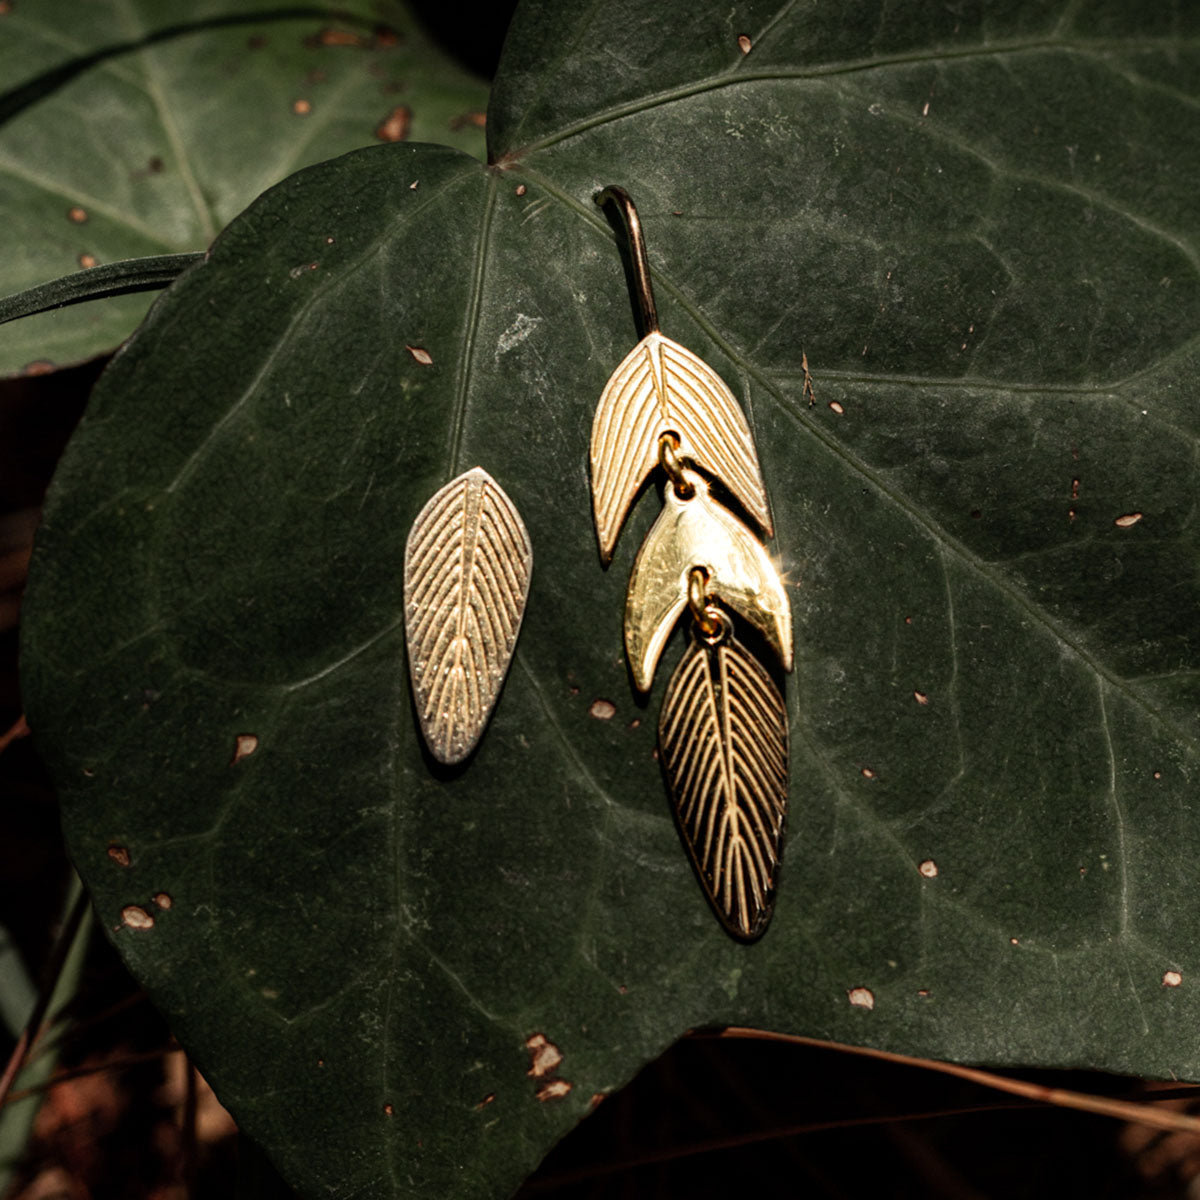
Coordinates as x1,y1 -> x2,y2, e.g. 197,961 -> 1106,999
659,631 -> 788,941
593,184 -> 794,940
403,467 -> 532,764
625,466 -> 792,692
590,330 -> 772,563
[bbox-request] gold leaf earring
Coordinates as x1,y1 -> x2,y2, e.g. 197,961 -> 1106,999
404,467 -> 532,765
592,186 -> 792,940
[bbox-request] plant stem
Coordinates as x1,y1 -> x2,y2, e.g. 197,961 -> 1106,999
0,254 -> 204,326
0,880 -> 90,1108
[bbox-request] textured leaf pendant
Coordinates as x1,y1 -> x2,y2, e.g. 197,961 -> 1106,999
659,632 -> 788,940
403,467 -> 532,764
625,465 -> 792,692
591,329 -> 772,563
591,186 -> 794,940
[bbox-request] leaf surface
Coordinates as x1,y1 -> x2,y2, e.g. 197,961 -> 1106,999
20,0 -> 1200,1197
0,0 -> 487,375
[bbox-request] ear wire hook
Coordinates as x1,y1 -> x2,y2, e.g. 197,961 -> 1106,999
595,185 -> 659,337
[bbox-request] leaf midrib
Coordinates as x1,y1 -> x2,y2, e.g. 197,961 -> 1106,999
112,0 -> 218,242
496,33 -> 1200,160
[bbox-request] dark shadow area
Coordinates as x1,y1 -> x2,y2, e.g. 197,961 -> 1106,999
516,1034 -> 1178,1199
407,0 -> 519,79
0,357 -> 103,973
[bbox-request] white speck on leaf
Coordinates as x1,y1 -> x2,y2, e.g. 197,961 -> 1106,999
497,313 -> 543,356
847,987 -> 874,1010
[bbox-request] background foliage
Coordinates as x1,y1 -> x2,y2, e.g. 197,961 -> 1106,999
0,0 -> 488,375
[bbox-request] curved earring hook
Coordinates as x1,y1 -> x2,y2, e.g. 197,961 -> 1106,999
595,185 -> 660,337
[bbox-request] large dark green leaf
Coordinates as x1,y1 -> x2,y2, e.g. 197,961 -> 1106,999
0,0 -> 487,375
20,0 -> 1200,1196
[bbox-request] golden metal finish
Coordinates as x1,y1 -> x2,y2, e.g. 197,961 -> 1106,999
658,433 -> 694,499
659,633 -> 788,941
403,467 -> 532,764
590,330 -> 772,563
595,186 -> 660,337
624,467 -> 792,692
686,567 -> 724,640
594,183 -> 794,940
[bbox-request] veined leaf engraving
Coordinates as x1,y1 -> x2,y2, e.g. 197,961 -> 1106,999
404,467 -> 532,764
590,330 -> 772,563
659,634 -> 789,941
625,467 -> 792,692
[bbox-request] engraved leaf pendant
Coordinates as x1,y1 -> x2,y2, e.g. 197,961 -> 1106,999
590,330 -> 772,563
625,467 -> 792,692
403,467 -> 532,764
659,633 -> 789,941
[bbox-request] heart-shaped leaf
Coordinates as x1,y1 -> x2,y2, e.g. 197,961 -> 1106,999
20,1 -> 1200,1197
0,0 -> 487,376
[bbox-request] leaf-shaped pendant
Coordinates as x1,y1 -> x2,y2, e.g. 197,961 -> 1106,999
590,329 -> 772,563
625,466 -> 792,692
659,632 -> 789,941
403,467 -> 532,764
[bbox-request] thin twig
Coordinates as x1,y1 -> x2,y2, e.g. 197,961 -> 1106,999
181,1058 -> 199,1199
26,987 -> 152,1063
715,1027 -> 1200,1135
3,1048 -> 175,1106
524,1035 -> 1200,1193
0,887 -> 90,1108
0,714 -> 30,757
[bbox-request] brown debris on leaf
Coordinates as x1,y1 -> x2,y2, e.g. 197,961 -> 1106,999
309,27 -> 365,48
231,734 -> 258,765
120,905 -> 154,931
525,1033 -> 562,1078
375,105 -> 412,143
